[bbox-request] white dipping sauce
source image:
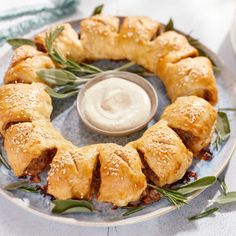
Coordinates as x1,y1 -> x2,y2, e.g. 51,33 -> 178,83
81,78 -> 151,131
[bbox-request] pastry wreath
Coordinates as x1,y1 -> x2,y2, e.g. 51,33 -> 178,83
0,15 -> 217,207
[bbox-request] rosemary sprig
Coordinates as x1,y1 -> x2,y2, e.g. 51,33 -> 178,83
148,184 -> 187,207
45,26 -> 103,75
188,207 -> 219,221
91,4 -> 104,16
122,206 -> 145,216
148,176 -> 216,207
218,108 -> 236,111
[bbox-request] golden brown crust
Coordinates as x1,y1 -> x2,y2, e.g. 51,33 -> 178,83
4,120 -> 65,177
130,120 -> 193,187
0,83 -> 52,135
161,96 -> 217,154
157,57 -> 218,105
118,16 -> 160,64
47,144 -> 99,200
35,23 -> 84,62
136,31 -> 198,73
4,46 -> 55,85
97,143 -> 147,206
80,15 -> 124,60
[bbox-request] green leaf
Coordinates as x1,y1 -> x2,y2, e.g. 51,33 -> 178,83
213,112 -> 231,150
186,35 -> 220,70
45,26 -> 64,54
175,176 -> 217,195
52,199 -> 94,214
46,87 -> 79,99
7,38 -> 36,49
214,192 -> 236,204
218,108 -> 236,111
164,18 -> 174,32
4,180 -> 29,190
218,178 -> 228,195
122,206 -> 145,216
188,207 -> 219,221
18,186 -> 40,194
0,146 -> 11,170
148,184 -> 187,207
91,4 -> 104,16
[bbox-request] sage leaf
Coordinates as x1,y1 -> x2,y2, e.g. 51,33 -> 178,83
0,147 -> 11,170
18,186 -> 40,194
4,180 -> 29,191
7,38 -> 36,49
91,4 -> 104,16
164,18 -> 174,32
187,36 -> 219,70
123,206 -> 145,216
213,112 -> 231,150
218,178 -> 228,195
52,199 -> 94,214
218,108 -> 236,111
188,207 -> 219,221
175,176 -> 217,195
214,192 -> 236,205
46,87 -> 79,99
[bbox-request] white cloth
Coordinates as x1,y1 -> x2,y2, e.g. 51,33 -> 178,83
0,0 -> 236,235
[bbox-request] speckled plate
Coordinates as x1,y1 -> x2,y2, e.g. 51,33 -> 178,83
0,18 -> 236,227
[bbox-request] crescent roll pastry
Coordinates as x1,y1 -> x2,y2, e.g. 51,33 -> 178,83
80,15 -> 124,60
157,57 -> 218,105
129,120 -> 193,187
97,143 -> 147,206
161,96 -> 217,154
34,23 -> 84,62
118,16 -> 160,65
0,83 -> 52,135
138,31 -> 198,73
4,45 -> 55,84
4,120 -> 64,180
47,144 -> 99,200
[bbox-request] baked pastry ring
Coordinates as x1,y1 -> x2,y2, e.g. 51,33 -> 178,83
161,96 -> 217,154
129,120 -> 193,187
0,83 -> 52,135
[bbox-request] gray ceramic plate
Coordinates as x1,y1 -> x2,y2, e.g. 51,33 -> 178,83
0,19 -> 236,227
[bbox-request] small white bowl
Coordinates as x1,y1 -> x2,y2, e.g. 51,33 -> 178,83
77,71 -> 158,136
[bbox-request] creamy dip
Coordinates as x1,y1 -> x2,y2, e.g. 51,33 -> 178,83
81,78 -> 151,131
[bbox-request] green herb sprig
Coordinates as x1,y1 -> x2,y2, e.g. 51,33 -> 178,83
4,180 -> 41,194
212,112 -> 231,151
147,176 -> 216,208
7,38 -> 36,49
91,4 -> 104,16
188,207 -> 219,221
122,206 -> 145,216
52,199 -> 94,214
0,146 -> 11,170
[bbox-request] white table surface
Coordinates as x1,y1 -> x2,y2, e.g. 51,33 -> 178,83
1,0 -> 236,235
